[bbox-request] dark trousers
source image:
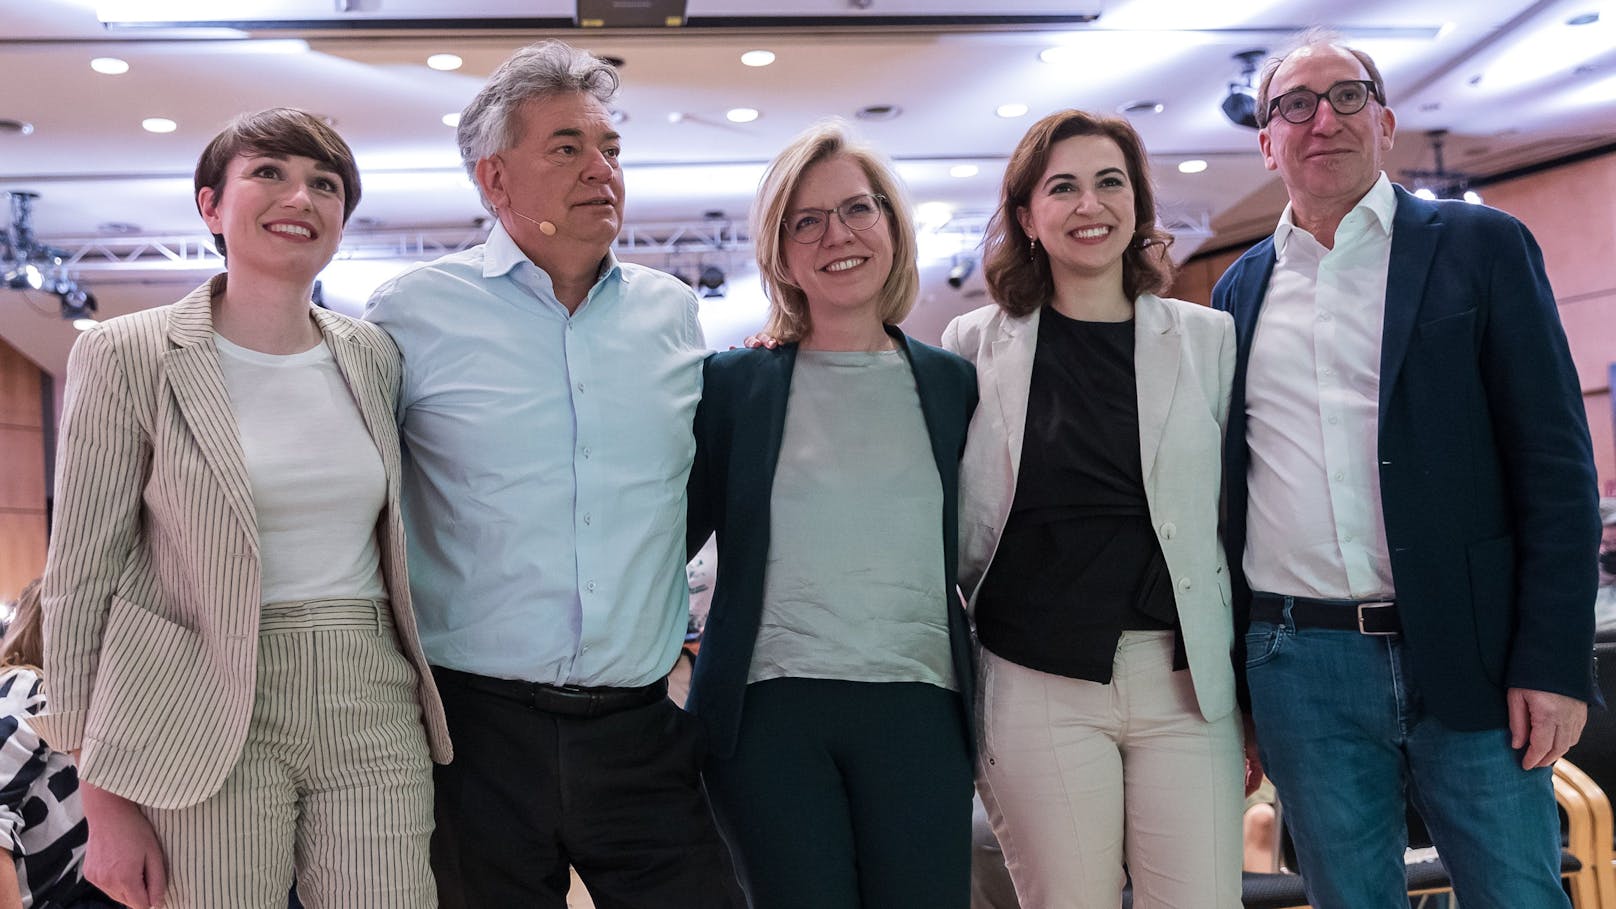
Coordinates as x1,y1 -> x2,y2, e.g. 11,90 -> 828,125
430,666 -> 742,909
704,678 -> 973,909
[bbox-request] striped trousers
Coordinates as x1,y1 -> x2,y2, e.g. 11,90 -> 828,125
144,598 -> 436,908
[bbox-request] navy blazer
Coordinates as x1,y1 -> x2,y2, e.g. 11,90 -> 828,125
1214,184 -> 1601,730
685,327 -> 979,759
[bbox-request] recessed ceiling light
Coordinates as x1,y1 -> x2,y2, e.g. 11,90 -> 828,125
1120,100 -> 1165,115
1414,187 -> 1437,200
996,102 -> 1029,118
1038,47 -> 1075,65
1178,160 -> 1208,174
91,57 -> 129,75
855,104 -> 902,121
442,112 -> 461,127
142,117 -> 177,133
949,164 -> 979,178
726,107 -> 760,123
741,50 -> 775,67
73,318 -> 99,332
0,119 -> 34,137
427,53 -> 463,71
667,112 -> 686,123
1567,11 -> 1599,25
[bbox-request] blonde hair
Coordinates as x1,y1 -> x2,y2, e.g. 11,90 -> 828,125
753,120 -> 920,344
0,580 -> 43,673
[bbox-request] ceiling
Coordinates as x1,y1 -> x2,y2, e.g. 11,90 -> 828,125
3,0 -> 1614,380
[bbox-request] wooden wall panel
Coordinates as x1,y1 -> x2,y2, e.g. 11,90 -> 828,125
0,513 -> 47,603
1482,154 -> 1616,301
0,336 -> 47,602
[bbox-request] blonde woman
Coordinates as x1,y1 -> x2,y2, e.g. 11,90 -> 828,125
686,121 -> 977,908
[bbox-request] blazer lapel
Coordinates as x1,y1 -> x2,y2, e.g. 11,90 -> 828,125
1378,186 -> 1442,416
1133,294 -> 1181,482
161,280 -> 258,547
985,308 -> 1039,488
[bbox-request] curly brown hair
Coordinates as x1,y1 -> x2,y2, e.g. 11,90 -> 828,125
983,109 -> 1174,317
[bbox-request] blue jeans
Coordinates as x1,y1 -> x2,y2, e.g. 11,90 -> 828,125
1246,602 -> 1569,909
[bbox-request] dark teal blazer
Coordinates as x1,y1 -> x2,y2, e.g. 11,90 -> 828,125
685,327 -> 979,759
1214,185 -> 1601,728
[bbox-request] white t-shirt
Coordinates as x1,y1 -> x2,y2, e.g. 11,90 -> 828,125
215,333 -> 387,604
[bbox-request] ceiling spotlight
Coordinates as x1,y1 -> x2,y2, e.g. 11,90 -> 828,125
1038,46 -> 1076,65
726,108 -> 760,123
1178,160 -> 1209,174
90,57 -> 130,75
946,255 -> 976,290
3,263 -> 43,291
59,286 -> 98,320
1119,100 -> 1165,115
741,50 -> 775,67
1414,187 -> 1438,201
1463,189 -> 1484,204
949,164 -> 979,179
698,265 -> 727,298
442,112 -> 461,128
142,117 -> 178,133
1221,49 -> 1267,129
427,53 -> 463,71
996,102 -> 1029,119
73,318 -> 98,332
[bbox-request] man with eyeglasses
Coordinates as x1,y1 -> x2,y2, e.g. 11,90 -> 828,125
1213,31 -> 1600,909
365,40 -> 740,908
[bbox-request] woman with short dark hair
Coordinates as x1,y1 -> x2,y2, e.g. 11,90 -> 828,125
39,108 -> 449,909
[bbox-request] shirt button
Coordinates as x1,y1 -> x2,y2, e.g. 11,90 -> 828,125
582,447 -> 592,459
1159,522 -> 1176,540
576,382 -> 585,393
1328,416 -> 1339,425
1178,577 -> 1193,591
583,512 -> 592,526
586,580 -> 597,592
1344,534 -> 1355,543
1334,471 -> 1344,481
1318,312 -> 1332,321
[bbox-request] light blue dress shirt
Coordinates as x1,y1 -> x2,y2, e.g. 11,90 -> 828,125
365,222 -> 706,687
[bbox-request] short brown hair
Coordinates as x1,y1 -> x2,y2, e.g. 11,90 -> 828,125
1,580 -> 43,672
983,110 -> 1173,317
753,120 -> 920,344
1255,29 -> 1388,128
193,108 -> 361,258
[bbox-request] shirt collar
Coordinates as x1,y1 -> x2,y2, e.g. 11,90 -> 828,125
481,219 -> 627,292
1273,171 -> 1395,255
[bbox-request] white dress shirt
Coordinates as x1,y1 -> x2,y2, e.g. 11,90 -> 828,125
1243,173 -> 1397,600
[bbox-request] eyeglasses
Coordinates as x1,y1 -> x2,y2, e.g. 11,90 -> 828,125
1264,79 -> 1382,126
783,193 -> 887,244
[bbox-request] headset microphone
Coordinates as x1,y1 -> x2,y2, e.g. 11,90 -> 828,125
506,206 -> 557,236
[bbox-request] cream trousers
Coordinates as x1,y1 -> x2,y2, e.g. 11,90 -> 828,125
144,598 -> 436,909
976,631 -> 1244,909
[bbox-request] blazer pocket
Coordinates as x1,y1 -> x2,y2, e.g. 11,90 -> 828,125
85,596 -> 213,752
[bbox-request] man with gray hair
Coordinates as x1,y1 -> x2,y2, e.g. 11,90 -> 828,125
1214,31 -> 1600,908
366,41 -> 738,907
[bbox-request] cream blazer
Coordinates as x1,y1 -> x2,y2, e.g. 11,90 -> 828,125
36,277 -> 452,810
941,293 -> 1238,722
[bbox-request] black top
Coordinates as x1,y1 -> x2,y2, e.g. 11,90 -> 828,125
975,308 -> 1181,683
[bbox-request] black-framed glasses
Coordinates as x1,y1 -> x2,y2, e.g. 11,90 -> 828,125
783,193 -> 887,244
1264,79 -> 1383,126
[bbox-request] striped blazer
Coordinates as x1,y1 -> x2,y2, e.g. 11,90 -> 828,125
35,276 -> 452,810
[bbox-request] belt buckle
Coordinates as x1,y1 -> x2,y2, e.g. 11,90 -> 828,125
1356,601 -> 1397,636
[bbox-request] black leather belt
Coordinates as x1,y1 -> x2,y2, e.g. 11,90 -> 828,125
434,666 -> 669,718
1250,592 -> 1401,636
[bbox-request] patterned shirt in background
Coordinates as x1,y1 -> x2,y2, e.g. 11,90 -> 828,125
0,667 -> 95,908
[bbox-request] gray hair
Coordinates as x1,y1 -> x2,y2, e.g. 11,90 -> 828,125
456,40 -> 621,212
